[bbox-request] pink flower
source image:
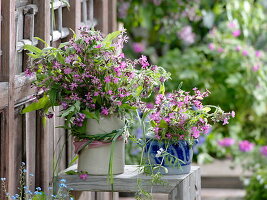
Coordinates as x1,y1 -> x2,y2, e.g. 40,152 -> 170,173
255,50 -> 262,58
252,65 -> 260,72
191,127 -> 200,139
132,42 -> 145,53
232,30 -> 241,37
231,111 -> 235,118
119,53 -> 125,58
166,133 -> 172,139
242,50 -> 249,56
228,21 -> 237,29
101,108 -> 109,116
217,47 -> 224,53
223,118 -> 229,125
104,76 -> 111,83
113,78 -> 119,83
260,146 -> 267,157
65,56 -> 72,64
208,43 -> 215,50
236,46 -> 241,52
79,174 -> 88,180
107,90 -> 113,95
218,138 -> 235,147
239,140 -> 254,152
178,26 -> 195,44
95,44 -> 102,48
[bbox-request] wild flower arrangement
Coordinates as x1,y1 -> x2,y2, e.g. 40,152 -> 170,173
23,28 -> 169,139
0,162 -> 73,200
145,88 -> 235,143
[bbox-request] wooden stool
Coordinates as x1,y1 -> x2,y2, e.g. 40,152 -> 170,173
57,165 -> 201,200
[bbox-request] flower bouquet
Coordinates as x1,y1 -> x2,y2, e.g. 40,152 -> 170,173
142,88 -> 234,174
22,28 -> 170,176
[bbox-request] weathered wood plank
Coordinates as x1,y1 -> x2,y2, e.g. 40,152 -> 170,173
108,0 -> 117,33
62,0 -> 81,40
0,111 -> 7,199
2,0 -> 17,196
58,165 -> 200,194
94,0 -> 108,35
25,109 -> 36,191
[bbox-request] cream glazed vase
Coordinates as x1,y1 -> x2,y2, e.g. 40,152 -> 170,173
77,115 -> 125,175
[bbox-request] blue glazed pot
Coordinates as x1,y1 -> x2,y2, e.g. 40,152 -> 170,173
145,140 -> 196,175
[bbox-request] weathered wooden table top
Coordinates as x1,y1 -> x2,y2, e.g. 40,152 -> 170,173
58,165 -> 201,195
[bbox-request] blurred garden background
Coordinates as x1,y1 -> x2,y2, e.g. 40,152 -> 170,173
117,0 -> 267,199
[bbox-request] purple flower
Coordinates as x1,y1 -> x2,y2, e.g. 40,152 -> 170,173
227,21 -> 237,29
101,108 -> 109,116
25,68 -> 34,77
46,113 -> 54,119
146,103 -> 154,109
236,46 -> 241,52
79,174 -> 88,180
61,102 -> 68,110
231,111 -> 235,118
139,55 -> 149,69
64,68 -> 72,74
65,56 -> 72,64
232,30 -> 241,37
218,138 -> 235,147
223,118 -> 229,125
260,146 -> 267,157
132,42 -> 145,53
239,140 -> 254,152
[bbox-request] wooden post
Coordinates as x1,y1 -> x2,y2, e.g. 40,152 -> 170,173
108,0 -> 117,32
62,0 -> 81,39
94,0 -> 109,35
1,0 -> 17,196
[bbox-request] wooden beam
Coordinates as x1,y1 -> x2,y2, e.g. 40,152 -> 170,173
2,0 -> 17,195
94,0 -> 109,35
62,0 -> 81,40
108,0 -> 117,33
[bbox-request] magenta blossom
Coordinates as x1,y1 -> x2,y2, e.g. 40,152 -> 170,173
255,50 -> 262,58
239,140 -> 254,152
208,43 -> 215,50
252,65 -> 260,72
218,138 -> 235,147
232,30 -> 241,37
217,47 -> 224,53
260,146 -> 267,157
79,174 -> 88,180
101,108 -> 109,116
132,42 -> 145,53
242,50 -> 249,56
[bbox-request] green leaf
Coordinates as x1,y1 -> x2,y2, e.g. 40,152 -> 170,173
56,52 -> 65,64
120,104 -> 137,110
23,44 -> 42,54
159,84 -> 165,94
21,95 -> 50,114
32,192 -> 46,200
58,42 -> 69,49
202,107 -> 211,113
158,119 -> 168,128
68,155 -> 79,167
102,31 -> 122,47
48,89 -> 58,107
81,109 -> 99,120
27,53 -> 40,59
34,37 -> 49,47
135,86 -> 143,97
61,106 -> 75,118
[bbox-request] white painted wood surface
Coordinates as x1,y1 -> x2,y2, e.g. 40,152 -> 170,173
57,165 -> 201,200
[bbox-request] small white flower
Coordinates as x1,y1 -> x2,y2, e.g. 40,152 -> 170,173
155,148 -> 164,158
243,178 -> 250,186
